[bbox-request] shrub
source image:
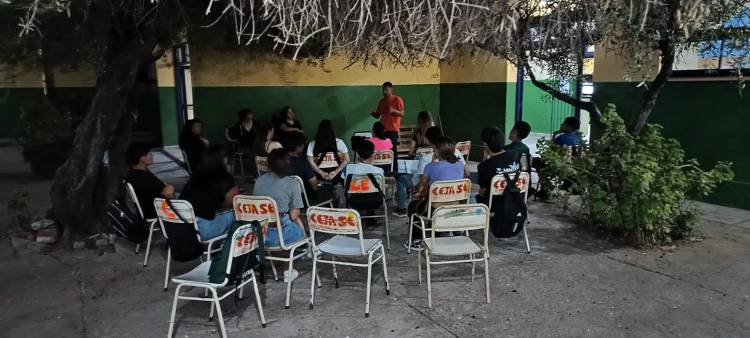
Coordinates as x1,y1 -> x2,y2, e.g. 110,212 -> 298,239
13,98 -> 79,178
6,189 -> 32,232
538,104 -> 734,245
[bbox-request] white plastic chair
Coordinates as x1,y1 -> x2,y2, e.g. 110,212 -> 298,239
291,175 -> 334,214
233,195 -> 315,309
370,150 -> 394,173
418,204 -> 491,308
408,179 -> 472,253
414,146 -> 433,158
124,182 -> 160,266
153,198 -> 226,290
345,173 -> 391,249
255,155 -> 269,176
487,172 -> 532,254
455,141 -> 472,161
167,220 -> 267,338
306,207 -> 389,317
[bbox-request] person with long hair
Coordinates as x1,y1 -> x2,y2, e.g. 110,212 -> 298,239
306,119 -> 349,207
368,121 -> 393,151
276,106 -> 303,143
253,148 -> 307,279
254,121 -> 283,156
179,119 -> 209,171
226,108 -> 256,152
179,144 -> 239,240
409,111 -> 434,156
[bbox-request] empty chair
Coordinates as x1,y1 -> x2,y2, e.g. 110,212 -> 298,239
306,207 -> 389,317
408,178 -> 472,254
418,204 -> 491,308
167,219 -> 267,338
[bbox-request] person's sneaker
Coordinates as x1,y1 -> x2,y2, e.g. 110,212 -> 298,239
283,268 -> 299,283
403,239 -> 421,251
392,208 -> 407,218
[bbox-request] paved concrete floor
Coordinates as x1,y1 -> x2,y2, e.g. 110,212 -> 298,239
1,145 -> 749,337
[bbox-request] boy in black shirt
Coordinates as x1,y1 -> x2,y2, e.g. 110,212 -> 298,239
282,132 -> 319,201
125,143 -> 174,219
476,126 -> 521,205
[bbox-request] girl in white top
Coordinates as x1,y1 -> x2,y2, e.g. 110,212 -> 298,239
306,119 -> 349,181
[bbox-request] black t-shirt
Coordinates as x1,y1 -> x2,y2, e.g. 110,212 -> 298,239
179,135 -> 207,170
276,119 -> 303,141
228,122 -> 256,149
477,150 -> 522,192
179,171 -> 235,220
125,168 -> 165,219
290,154 -> 315,194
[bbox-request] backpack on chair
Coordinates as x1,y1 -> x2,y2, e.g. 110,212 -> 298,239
490,171 -> 528,238
345,173 -> 384,211
209,220 -> 265,284
106,181 -> 148,244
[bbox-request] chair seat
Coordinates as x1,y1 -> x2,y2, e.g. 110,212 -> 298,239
266,236 -> 310,251
319,235 -> 381,256
423,236 -> 481,256
172,261 -> 216,285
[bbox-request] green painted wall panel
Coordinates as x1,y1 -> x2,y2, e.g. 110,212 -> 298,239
439,82 -> 509,159
521,81 -> 575,135
191,84 -> 440,145
593,81 -> 750,210
158,87 -> 179,145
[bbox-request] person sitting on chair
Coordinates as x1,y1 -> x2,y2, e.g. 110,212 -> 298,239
342,137 -> 385,179
476,126 -> 521,205
553,116 -> 582,147
125,143 -> 174,219
283,131 -> 321,203
367,121 -> 393,152
503,121 -> 531,159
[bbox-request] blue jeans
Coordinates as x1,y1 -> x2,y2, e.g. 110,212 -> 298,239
265,214 -> 306,247
197,210 -> 235,240
395,174 -> 413,209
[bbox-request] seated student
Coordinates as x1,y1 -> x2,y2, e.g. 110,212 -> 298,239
275,106 -> 304,144
252,149 -> 306,249
342,137 -> 385,179
125,143 -> 174,219
404,136 -> 465,250
393,126 -> 469,218
367,121 -> 393,152
553,116 -> 582,147
226,108 -> 256,153
307,119 -> 349,207
504,121 -> 532,159
476,126 -> 522,205
282,131 -> 319,202
179,118 -> 210,171
409,111 -> 434,157
180,145 -> 240,240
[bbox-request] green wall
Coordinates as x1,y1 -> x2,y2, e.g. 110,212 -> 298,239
0,88 -> 44,139
192,84 -> 440,145
521,81 -> 575,135
158,86 -> 178,145
439,82 -> 510,159
594,81 -> 750,210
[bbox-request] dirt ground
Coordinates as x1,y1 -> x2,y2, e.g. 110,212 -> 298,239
1,145 -> 749,338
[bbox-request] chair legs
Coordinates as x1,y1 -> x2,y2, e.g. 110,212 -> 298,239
167,284 -> 184,338
523,226 -> 532,254
365,251 -> 374,318
284,248 -> 297,309
381,246 -> 390,296
425,254 -> 432,309
383,204 -> 391,250
164,249 -> 172,291
407,215 -> 414,254
484,252 -> 491,304
142,220 -> 158,267
309,255 -> 318,309
135,243 -> 141,254
250,271 -> 267,327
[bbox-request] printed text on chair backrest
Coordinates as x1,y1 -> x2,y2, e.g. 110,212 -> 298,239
347,174 -> 386,194
456,141 -> 471,157
307,207 -> 362,235
415,147 -> 433,158
428,179 -> 472,205
256,156 -> 269,175
233,195 -> 279,225
153,199 -> 196,224
432,204 -> 489,233
229,222 -> 261,259
371,150 -> 394,171
490,172 -> 530,196
318,152 -> 345,169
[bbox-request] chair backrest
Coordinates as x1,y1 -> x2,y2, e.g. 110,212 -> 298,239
227,220 -> 261,264
353,131 -> 372,138
431,204 -> 490,247
306,207 -> 366,255
346,173 -> 386,195
255,155 -> 269,176
487,172 -> 530,209
291,175 -> 313,208
455,141 -> 471,160
318,152 -> 345,170
233,195 -> 295,249
153,198 -> 205,260
371,150 -> 394,172
426,179 -> 472,216
153,198 -> 197,225
415,147 -> 433,158
124,182 -> 146,219
520,153 -> 531,172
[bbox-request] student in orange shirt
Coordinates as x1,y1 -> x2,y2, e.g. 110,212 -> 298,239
370,81 -> 404,158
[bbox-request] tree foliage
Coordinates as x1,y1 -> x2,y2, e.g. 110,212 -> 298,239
538,105 -> 734,245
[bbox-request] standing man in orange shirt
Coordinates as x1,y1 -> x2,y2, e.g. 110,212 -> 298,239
370,81 -> 405,161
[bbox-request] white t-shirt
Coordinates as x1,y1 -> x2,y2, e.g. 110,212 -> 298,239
306,138 -> 348,157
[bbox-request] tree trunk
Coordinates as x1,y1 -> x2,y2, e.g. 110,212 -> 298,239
523,62 -> 603,120
50,35 -> 157,239
627,41 -> 676,135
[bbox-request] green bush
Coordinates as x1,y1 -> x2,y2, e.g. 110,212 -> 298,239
538,104 -> 734,245
13,98 -> 79,178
